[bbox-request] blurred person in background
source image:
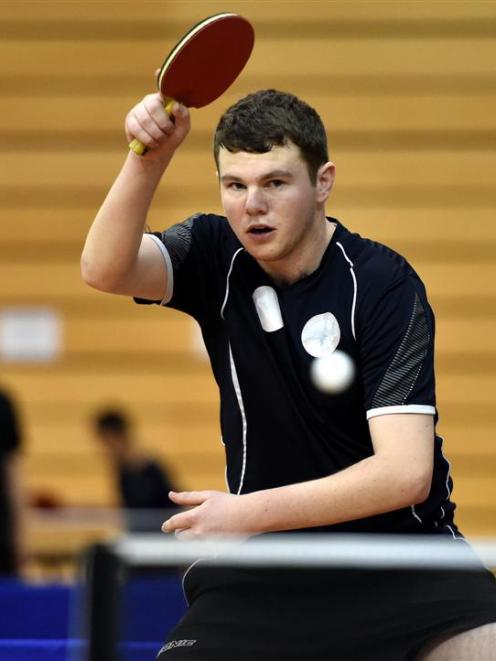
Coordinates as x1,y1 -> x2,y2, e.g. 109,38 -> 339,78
0,389 -> 26,577
93,408 -> 179,532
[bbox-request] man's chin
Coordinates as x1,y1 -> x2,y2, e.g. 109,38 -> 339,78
244,244 -> 281,263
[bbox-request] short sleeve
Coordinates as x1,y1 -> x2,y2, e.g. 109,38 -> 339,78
356,276 -> 436,420
134,213 -> 231,322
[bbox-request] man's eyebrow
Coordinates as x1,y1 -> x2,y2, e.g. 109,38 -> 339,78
261,169 -> 294,180
220,169 -> 294,183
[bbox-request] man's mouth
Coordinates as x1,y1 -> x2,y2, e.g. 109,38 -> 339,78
247,225 -> 274,235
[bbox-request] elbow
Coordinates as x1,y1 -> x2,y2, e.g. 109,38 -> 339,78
410,480 -> 431,506
80,253 -> 102,290
80,253 -> 117,293
403,469 -> 433,506
385,464 -> 433,510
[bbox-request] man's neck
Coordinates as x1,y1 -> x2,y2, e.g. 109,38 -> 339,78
263,218 -> 336,287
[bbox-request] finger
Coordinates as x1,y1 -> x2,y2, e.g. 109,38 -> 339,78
134,103 -> 169,142
168,490 -> 211,506
143,94 -> 175,134
162,510 -> 194,533
126,113 -> 159,149
170,102 -> 190,127
174,528 -> 200,541
174,528 -> 187,538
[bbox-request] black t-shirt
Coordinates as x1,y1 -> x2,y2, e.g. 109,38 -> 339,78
118,459 -> 177,532
119,459 -> 175,509
136,216 -> 458,536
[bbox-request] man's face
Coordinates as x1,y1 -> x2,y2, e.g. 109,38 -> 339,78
96,431 -> 127,462
218,142 -> 331,273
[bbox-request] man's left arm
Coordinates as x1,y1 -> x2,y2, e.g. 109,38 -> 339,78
163,413 -> 434,538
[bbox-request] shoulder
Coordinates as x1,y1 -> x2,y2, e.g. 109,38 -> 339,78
145,214 -> 240,278
145,458 -> 164,473
335,222 -> 426,299
156,213 -> 241,268
162,213 -> 236,244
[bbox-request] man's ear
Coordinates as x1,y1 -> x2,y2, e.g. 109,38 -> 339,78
316,162 -> 336,203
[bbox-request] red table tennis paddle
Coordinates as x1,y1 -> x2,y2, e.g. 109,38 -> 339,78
129,12 -> 255,156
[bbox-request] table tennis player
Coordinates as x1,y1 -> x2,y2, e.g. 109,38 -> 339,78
81,88 -> 496,659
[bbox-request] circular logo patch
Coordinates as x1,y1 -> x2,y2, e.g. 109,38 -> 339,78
301,312 -> 341,357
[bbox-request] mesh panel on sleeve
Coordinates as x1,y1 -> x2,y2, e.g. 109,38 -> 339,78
161,215 -> 198,272
371,292 -> 430,408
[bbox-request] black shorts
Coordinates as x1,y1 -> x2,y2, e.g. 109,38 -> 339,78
157,560 -> 496,661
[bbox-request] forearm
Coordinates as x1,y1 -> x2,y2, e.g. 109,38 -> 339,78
165,417 -> 433,539
242,454 -> 426,533
81,151 -> 172,289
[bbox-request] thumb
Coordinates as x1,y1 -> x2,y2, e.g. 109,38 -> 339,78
170,102 -> 190,125
166,103 -> 191,148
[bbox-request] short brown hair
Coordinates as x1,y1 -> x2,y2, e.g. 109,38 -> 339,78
213,89 -> 329,184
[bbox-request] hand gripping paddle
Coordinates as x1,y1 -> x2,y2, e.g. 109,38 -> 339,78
129,13 -> 255,156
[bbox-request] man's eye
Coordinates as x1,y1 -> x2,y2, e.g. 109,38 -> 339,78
268,180 -> 285,188
229,182 -> 245,191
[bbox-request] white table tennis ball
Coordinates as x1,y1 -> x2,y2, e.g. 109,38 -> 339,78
310,350 -> 355,394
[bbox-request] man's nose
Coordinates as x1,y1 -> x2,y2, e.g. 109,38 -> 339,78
245,187 -> 268,215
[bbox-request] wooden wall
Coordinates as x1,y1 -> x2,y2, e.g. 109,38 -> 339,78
1,1 -> 496,535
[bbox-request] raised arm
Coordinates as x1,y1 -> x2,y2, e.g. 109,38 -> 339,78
81,93 -> 190,300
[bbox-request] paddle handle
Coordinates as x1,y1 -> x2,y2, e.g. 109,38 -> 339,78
128,97 -> 176,156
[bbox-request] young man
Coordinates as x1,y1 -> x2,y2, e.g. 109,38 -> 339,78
82,89 -> 496,659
